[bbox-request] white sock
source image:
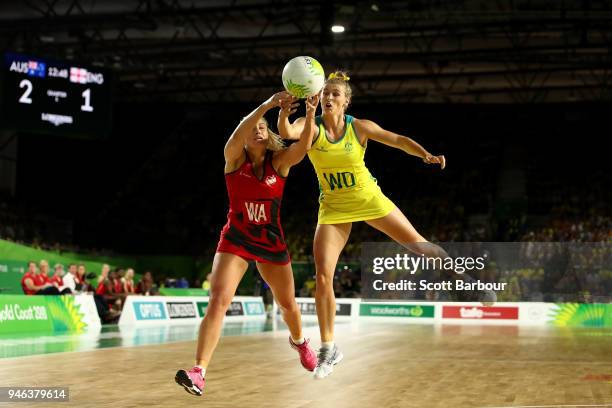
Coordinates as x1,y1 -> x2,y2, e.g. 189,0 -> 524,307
195,366 -> 206,377
321,341 -> 334,350
291,337 -> 305,345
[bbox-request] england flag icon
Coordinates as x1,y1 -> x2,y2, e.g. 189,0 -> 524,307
70,67 -> 87,83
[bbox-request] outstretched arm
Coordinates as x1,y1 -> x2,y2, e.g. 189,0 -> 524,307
274,95 -> 319,171
224,91 -> 295,163
354,119 -> 446,169
277,97 -> 308,140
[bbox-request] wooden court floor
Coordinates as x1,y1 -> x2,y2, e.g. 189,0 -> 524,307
1,322 -> 611,408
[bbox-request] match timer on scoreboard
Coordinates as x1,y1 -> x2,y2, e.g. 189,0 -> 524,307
0,52 -> 112,138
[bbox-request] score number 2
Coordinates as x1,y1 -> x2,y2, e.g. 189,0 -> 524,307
18,79 -> 94,112
19,79 -> 33,104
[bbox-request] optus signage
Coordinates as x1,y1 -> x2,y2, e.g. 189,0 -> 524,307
133,301 -> 167,321
443,306 -> 519,320
244,301 -> 264,316
360,304 -> 434,318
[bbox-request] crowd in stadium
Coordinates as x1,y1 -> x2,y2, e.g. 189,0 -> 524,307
19,259 -> 160,323
2,156 -> 609,307
3,203 -> 610,304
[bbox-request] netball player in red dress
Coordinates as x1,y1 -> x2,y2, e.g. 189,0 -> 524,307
175,92 -> 319,396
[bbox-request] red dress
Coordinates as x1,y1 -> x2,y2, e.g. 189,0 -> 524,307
216,150 -> 290,265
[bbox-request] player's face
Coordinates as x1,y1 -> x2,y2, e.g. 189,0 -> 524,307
247,120 -> 269,148
321,84 -> 348,113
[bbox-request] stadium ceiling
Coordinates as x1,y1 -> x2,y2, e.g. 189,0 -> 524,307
2,0 -> 612,103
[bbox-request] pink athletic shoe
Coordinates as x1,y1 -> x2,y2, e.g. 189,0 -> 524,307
175,367 -> 205,396
289,337 -> 317,371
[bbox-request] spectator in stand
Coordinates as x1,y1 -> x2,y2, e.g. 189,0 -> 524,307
49,264 -> 64,288
122,268 -> 136,294
21,261 -> 60,295
91,264 -> 120,323
50,263 -> 72,295
299,275 -> 316,298
136,271 -> 157,296
95,264 -> 111,296
97,264 -> 111,286
38,259 -> 71,294
38,260 -> 51,285
62,264 -> 78,293
77,264 -> 93,292
201,273 -> 212,295
96,265 -> 125,312
177,277 -> 189,288
111,269 -> 124,294
338,266 -> 357,298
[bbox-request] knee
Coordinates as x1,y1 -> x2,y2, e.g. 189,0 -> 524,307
315,270 -> 334,292
208,290 -> 233,315
276,297 -> 299,314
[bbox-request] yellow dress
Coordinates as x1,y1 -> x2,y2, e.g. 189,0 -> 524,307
307,115 -> 395,224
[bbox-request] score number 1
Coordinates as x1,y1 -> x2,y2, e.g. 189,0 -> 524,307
18,79 -> 94,112
81,88 -> 93,112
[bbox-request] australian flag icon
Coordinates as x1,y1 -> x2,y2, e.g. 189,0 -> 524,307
27,60 -> 46,78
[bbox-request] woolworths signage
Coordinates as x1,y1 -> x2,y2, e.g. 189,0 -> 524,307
360,303 -> 434,318
0,295 -> 89,334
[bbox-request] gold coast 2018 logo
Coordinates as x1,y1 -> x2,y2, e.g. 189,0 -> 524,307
549,303 -> 612,328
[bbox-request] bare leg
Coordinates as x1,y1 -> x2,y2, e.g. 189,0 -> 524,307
256,262 -> 302,340
366,207 -> 496,304
195,252 -> 248,367
313,223 -> 352,343
365,206 -> 446,257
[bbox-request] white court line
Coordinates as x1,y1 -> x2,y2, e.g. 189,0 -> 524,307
480,404 -> 612,408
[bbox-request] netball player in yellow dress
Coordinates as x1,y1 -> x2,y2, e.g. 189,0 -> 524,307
279,71 -> 495,379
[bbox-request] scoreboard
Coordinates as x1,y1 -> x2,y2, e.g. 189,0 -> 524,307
0,52 -> 112,138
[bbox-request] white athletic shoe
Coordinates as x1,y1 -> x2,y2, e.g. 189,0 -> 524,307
313,344 -> 343,379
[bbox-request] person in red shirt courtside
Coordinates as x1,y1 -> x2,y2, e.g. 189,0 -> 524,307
21,260 -> 61,295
